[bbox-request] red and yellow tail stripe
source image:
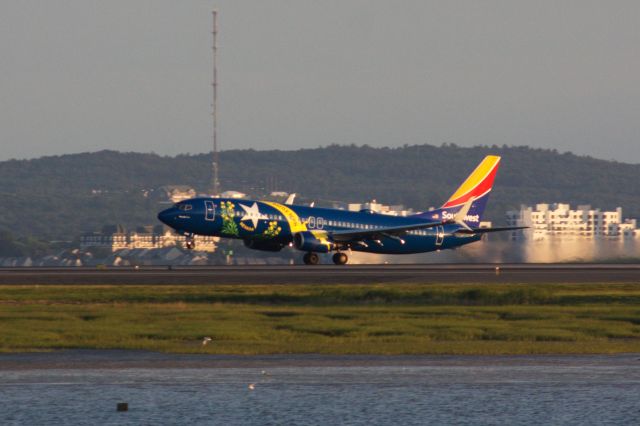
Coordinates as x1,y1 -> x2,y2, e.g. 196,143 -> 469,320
442,155 -> 501,208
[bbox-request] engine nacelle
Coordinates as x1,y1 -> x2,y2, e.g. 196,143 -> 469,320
293,231 -> 335,253
243,239 -> 285,252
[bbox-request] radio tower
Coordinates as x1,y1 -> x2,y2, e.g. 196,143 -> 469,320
210,10 -> 220,196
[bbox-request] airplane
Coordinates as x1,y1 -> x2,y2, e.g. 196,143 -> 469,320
157,155 -> 526,265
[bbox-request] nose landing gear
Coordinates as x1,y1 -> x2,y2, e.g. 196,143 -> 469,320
184,234 -> 196,250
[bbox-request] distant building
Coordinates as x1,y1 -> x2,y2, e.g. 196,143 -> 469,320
220,190 -> 247,199
347,200 -> 415,217
270,191 -> 289,198
80,225 -> 219,252
506,203 -> 638,240
159,185 -> 197,203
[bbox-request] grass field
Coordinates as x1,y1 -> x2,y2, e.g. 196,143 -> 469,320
1,283 -> 639,354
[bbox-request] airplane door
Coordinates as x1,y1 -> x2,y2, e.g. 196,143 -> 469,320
436,225 -> 444,246
204,201 -> 215,221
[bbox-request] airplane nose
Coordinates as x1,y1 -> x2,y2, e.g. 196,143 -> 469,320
157,208 -> 173,225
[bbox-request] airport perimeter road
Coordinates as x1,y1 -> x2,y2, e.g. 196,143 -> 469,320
0,264 -> 639,285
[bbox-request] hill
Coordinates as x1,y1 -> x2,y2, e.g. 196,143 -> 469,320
1,144 -> 639,241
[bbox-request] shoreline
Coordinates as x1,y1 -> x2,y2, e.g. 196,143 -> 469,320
1,349 -> 639,370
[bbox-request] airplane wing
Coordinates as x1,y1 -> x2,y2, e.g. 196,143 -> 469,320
329,224 -> 527,243
329,198 -> 475,243
329,220 -> 450,242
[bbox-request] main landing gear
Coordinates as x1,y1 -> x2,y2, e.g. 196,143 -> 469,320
301,252 -> 349,265
332,252 -> 348,265
302,252 -> 319,265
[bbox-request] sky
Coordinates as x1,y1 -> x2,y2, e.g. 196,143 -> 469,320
1,1 -> 639,163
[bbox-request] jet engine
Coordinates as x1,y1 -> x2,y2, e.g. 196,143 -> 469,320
243,239 -> 285,252
293,231 -> 335,253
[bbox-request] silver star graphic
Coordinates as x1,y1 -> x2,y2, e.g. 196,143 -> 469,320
240,202 -> 268,228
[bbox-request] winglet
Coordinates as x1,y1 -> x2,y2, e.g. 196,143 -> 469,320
285,193 -> 296,205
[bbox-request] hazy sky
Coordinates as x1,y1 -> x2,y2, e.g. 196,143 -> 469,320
1,1 -> 639,162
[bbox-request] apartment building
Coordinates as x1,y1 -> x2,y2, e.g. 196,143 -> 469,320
506,203 -> 637,239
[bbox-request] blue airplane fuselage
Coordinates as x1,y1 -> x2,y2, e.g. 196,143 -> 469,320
158,197 -> 481,255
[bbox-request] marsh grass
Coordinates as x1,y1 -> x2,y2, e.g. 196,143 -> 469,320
0,283 -> 639,354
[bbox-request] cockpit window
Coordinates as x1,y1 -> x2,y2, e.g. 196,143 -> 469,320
177,203 -> 193,211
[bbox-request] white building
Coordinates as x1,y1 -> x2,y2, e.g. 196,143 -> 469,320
220,190 -> 247,199
347,200 -> 415,216
81,226 -> 219,252
159,185 -> 197,203
506,203 -> 638,240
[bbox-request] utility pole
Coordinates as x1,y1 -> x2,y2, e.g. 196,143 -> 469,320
210,10 -> 220,196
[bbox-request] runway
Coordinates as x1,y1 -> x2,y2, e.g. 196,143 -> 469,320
0,264 -> 639,285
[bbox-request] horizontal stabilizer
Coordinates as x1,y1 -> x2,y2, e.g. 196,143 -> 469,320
454,226 -> 528,235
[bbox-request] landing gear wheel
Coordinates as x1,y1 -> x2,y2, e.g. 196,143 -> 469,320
185,235 -> 196,250
332,252 -> 348,265
303,252 -> 320,265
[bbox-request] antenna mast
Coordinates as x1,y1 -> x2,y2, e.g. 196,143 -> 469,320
211,10 -> 220,196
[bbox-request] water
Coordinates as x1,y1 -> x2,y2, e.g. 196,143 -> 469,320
1,354 -> 639,425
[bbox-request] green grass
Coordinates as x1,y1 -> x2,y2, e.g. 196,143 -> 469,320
1,283 -> 639,354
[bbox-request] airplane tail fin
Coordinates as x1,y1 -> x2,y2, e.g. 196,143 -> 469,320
413,155 -> 501,226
